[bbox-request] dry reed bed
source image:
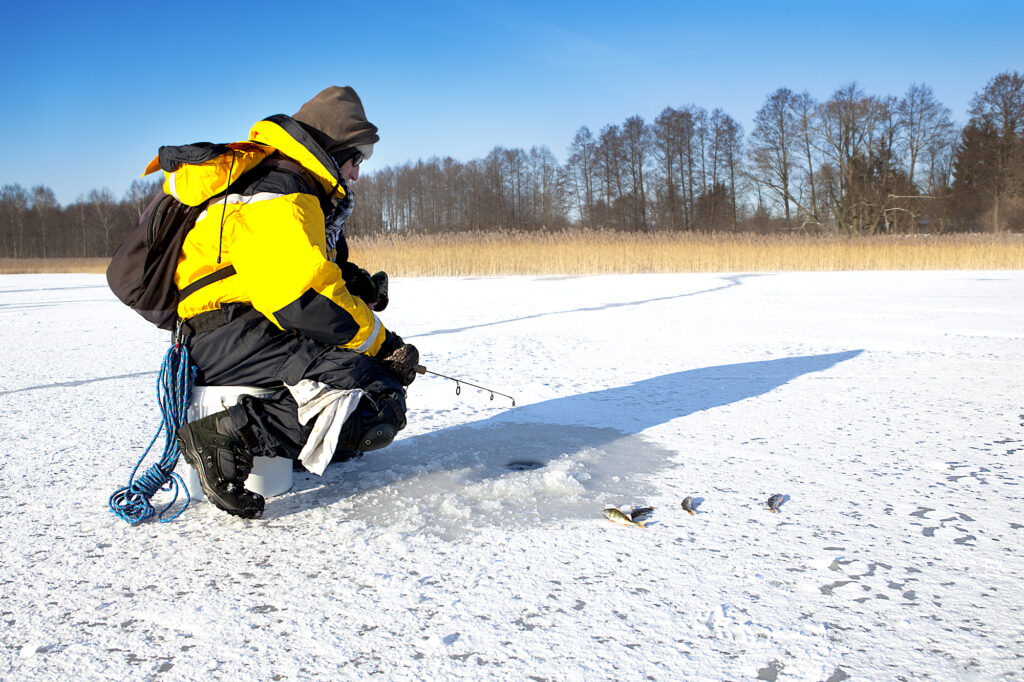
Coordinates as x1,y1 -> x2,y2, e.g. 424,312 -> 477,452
0,257 -> 110,274
2,233 -> 1022,276
349,231 -> 1024,276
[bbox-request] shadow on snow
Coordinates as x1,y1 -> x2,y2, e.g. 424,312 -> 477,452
265,350 -> 862,527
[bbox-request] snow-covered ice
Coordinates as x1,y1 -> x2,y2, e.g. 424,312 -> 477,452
1,270 -> 1022,680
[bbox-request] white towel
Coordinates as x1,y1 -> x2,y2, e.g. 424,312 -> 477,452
287,380 -> 366,476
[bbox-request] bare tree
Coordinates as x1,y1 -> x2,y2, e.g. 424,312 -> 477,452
652,107 -> 682,230
815,83 -> 893,234
704,109 -> 739,230
898,83 -> 956,192
30,185 -> 60,258
693,107 -> 710,219
749,88 -> 797,227
962,71 -> 1024,231
717,113 -> 744,232
678,106 -> 701,230
484,147 -> 508,229
0,184 -> 29,257
567,126 -> 597,226
125,178 -> 161,219
528,146 -> 566,230
595,124 -> 626,229
622,115 -> 652,231
85,188 -> 119,254
793,91 -> 821,225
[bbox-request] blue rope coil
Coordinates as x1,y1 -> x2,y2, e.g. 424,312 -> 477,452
109,342 -> 194,524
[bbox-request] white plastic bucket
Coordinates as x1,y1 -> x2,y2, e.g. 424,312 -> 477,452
180,385 -> 293,501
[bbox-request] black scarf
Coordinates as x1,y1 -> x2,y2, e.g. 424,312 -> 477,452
324,182 -> 353,262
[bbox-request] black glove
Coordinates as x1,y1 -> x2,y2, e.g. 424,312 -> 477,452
375,330 -> 404,359
380,343 -> 419,387
341,262 -> 378,309
370,271 -> 389,311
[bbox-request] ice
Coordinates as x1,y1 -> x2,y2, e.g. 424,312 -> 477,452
0,271 -> 1022,679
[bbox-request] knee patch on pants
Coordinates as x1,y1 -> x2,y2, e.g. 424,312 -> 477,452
336,392 -> 407,454
356,422 -> 397,451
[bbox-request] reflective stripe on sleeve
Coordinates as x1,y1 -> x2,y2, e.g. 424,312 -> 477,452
353,314 -> 382,354
167,172 -> 179,201
196,192 -> 289,223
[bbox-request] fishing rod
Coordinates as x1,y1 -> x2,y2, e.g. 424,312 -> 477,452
415,365 -> 516,406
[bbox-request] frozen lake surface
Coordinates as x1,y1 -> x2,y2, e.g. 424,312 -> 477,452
1,271 -> 1022,680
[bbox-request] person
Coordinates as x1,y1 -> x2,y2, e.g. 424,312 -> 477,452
168,86 -> 418,519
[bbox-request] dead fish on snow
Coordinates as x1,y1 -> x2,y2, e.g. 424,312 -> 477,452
630,506 -> 655,521
766,494 -> 785,513
680,496 -> 697,515
604,507 -> 647,528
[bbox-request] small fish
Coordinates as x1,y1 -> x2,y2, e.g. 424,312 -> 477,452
630,506 -> 655,521
766,494 -> 785,513
604,507 -> 646,528
680,496 -> 697,515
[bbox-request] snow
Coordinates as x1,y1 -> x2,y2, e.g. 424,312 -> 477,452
1,270 -> 1022,680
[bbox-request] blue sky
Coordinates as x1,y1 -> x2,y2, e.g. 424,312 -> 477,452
1,0 -> 1021,205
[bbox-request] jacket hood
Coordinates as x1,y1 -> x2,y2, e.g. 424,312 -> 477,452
141,115 -> 348,206
249,115 -> 347,199
291,86 -> 379,155
142,141 -> 275,207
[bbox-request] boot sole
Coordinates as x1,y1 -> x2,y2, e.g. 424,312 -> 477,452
177,426 -> 264,519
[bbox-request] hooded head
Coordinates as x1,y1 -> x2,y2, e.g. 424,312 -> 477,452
292,86 -> 378,164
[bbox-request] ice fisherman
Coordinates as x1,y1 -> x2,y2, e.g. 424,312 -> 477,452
170,86 -> 419,519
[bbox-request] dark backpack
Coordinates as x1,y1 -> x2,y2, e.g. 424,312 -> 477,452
107,193 -> 207,330
107,155 -> 313,331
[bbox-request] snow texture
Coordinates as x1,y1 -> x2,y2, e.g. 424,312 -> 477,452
1,271 -> 1022,680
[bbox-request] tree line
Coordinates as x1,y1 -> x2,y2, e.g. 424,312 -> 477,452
351,71 -> 1024,237
0,180 -> 158,259
2,71 -> 1022,258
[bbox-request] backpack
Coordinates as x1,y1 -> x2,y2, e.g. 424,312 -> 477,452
107,145 -> 313,331
106,194 -> 205,330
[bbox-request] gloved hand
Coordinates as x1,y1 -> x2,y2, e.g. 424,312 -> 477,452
341,262 -> 379,309
380,343 -> 419,387
370,271 -> 389,311
375,329 -> 404,359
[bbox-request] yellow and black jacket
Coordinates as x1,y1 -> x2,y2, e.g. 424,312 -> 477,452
144,115 -> 386,356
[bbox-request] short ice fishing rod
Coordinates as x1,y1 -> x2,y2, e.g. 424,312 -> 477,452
415,365 -> 516,406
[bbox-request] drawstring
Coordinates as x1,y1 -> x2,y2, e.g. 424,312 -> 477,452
217,150 -> 238,264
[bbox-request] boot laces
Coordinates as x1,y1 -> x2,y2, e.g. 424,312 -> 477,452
233,446 -> 255,479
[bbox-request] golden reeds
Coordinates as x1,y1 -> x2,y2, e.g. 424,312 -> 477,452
0,257 -> 110,274
2,232 -> 1022,276
349,230 -> 1024,276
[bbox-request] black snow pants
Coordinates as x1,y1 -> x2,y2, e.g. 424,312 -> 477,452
181,303 -> 407,460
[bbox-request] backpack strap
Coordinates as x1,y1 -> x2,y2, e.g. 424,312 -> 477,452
179,265 -> 236,300
259,157 -> 320,197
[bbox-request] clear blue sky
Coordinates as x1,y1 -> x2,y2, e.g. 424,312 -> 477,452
1,0 -> 1021,205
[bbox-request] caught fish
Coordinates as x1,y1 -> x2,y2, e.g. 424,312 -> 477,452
680,496 -> 697,515
604,507 -> 647,528
766,494 -> 785,513
630,506 -> 655,521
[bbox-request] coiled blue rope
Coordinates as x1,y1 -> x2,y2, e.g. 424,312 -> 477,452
109,340 -> 194,524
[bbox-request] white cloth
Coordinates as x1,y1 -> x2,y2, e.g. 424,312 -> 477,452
287,380 -> 366,476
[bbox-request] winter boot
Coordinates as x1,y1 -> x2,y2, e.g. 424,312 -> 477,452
176,410 -> 265,519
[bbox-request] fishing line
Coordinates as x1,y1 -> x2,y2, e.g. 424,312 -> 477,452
416,365 -> 516,406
